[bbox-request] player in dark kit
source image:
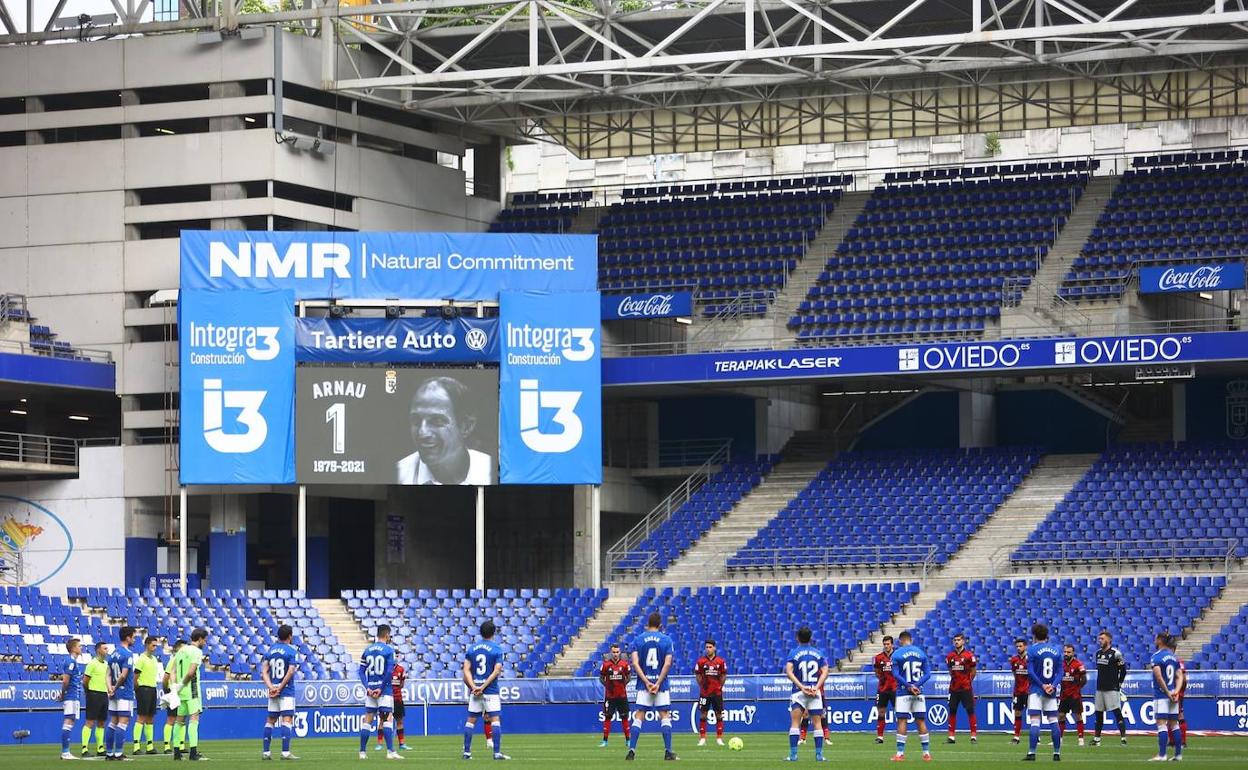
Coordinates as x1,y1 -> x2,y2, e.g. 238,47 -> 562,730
695,640 -> 729,746
873,635 -> 898,744
598,644 -> 631,748
1092,630 -> 1129,746
945,633 -> 978,744
1058,644 -> 1088,746
1009,638 -> 1029,744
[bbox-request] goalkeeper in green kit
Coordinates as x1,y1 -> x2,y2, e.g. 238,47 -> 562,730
170,627 -> 209,761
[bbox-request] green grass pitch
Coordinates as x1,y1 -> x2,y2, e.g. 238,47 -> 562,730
2,733 -> 1246,768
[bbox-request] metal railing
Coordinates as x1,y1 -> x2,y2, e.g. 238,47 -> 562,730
0,432 -> 80,467
0,337 -> 113,364
726,545 -> 941,581
605,439 -> 734,578
603,437 -> 735,470
992,538 -> 1241,578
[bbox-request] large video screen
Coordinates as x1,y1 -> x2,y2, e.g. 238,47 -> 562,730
296,367 -> 499,485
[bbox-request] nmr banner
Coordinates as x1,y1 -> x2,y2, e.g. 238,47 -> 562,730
180,231 -> 597,300
1140,263 -> 1246,294
179,289 -> 296,484
295,317 -> 498,363
499,291 -> 602,485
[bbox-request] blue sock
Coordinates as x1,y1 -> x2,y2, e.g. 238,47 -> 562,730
896,735 -> 907,755
920,734 -> 930,754
790,728 -> 800,757
661,719 -> 672,753
1050,721 -> 1061,754
263,724 -> 273,753
1171,729 -> 1181,756
359,725 -> 371,753
1157,728 -> 1169,756
281,724 -> 292,754
106,724 -> 115,755
383,722 -> 395,752
491,723 -> 501,754
814,735 -> 824,757
62,726 -> 71,752
463,722 -> 474,754
1029,721 -> 1041,754
628,719 -> 641,751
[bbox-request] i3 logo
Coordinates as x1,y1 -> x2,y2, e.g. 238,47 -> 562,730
202,379 -> 268,453
898,348 -> 919,371
518,379 -> 583,453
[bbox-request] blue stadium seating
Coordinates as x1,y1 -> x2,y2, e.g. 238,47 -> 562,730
1013,442 -> 1248,564
344,587 -> 606,679
612,457 -> 774,573
909,576 -> 1225,672
729,447 -> 1040,570
0,586 -> 115,680
1059,149 -> 1248,301
790,162 -> 1092,343
488,190 -> 591,233
576,582 -> 918,677
1191,602 -> 1248,670
72,586 -> 344,680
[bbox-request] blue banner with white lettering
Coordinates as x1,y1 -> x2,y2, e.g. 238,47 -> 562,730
178,289 -> 296,484
604,330 -> 1248,386
1140,263 -> 1245,293
179,231 -> 597,300
295,317 -> 498,363
601,291 -> 694,320
499,291 -> 602,485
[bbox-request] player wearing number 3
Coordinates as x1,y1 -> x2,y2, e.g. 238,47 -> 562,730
261,624 -> 301,761
463,620 -> 510,761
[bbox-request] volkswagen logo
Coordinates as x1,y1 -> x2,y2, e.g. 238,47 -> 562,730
926,704 -> 949,726
464,328 -> 489,351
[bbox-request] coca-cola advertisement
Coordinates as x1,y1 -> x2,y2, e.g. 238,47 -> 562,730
601,291 -> 694,320
1140,262 -> 1246,294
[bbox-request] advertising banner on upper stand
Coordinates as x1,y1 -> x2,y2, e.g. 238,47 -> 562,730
601,291 -> 694,320
178,289 -> 296,484
180,231 -> 597,300
604,330 -> 1248,386
295,317 -> 498,363
1140,263 -> 1246,294
499,291 -> 602,485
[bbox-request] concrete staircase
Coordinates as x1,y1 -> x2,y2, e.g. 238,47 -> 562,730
771,190 -> 872,332
654,459 -> 827,585
1179,571 -> 1248,657
313,599 -> 372,663
837,453 -> 1098,669
568,206 -> 604,234
545,593 -> 639,676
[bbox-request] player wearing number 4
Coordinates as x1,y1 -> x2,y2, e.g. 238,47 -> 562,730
262,624 -> 301,761
627,612 -> 677,762
463,620 -> 510,761
1023,623 -> 1063,762
358,624 -> 403,761
1149,632 -> 1184,762
890,631 -> 932,762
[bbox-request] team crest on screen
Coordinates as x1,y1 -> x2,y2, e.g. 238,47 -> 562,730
385,370 -> 398,395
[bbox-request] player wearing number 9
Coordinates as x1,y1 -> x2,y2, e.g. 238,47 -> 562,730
397,376 -> 494,486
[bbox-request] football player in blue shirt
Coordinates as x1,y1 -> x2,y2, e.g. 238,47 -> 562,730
628,612 -> 676,762
462,620 -> 509,761
358,624 -> 402,761
1024,623 -> 1063,762
58,637 -> 84,761
890,631 -> 932,762
1149,632 -> 1184,762
106,625 -> 137,760
784,626 -> 828,762
261,624 -> 301,761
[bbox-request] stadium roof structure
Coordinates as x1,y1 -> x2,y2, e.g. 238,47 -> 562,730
3,0 -> 1248,157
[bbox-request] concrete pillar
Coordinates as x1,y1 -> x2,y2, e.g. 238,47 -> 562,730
209,494 -> 249,591
208,82 -> 247,133
958,386 -> 997,448
572,484 -> 600,587
1172,383 -> 1187,443
645,403 -> 660,468
119,90 -> 141,139
24,96 -> 44,145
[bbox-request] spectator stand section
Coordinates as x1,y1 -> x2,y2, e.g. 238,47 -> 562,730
1192,602 -> 1248,670
0,585 -> 114,680
0,292 -> 95,361
489,190 -> 592,234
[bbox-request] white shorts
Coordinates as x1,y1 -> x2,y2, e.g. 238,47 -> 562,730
467,693 -> 502,715
63,700 -> 81,719
364,694 -> 394,712
1094,690 -> 1122,711
1153,697 -> 1179,718
108,699 -> 134,715
896,694 -> 926,718
1028,693 -> 1059,715
789,692 -> 824,715
633,690 -> 671,710
268,696 -> 296,715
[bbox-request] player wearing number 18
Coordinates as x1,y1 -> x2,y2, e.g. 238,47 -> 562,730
462,620 -> 510,761
261,624 -> 301,761
358,624 -> 402,761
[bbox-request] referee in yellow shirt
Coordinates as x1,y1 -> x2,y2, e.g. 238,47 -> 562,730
81,642 -> 109,757
133,637 -> 164,754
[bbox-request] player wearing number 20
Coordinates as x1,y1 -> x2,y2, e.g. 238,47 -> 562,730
358,625 -> 403,761
1023,623 -> 1063,762
463,620 -> 509,761
261,624 -> 300,761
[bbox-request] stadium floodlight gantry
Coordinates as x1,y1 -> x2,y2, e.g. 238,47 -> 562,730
4,1 -> 1248,158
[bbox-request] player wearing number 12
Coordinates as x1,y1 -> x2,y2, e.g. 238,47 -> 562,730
358,624 -> 403,761
890,630 -> 932,762
784,626 -> 828,763
462,620 -> 510,761
261,624 -> 301,761
628,612 -> 677,762
1023,623 -> 1063,762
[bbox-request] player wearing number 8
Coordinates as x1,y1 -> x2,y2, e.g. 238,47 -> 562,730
1023,623 -> 1063,762
358,624 -> 402,760
261,624 -> 301,760
463,620 -> 509,760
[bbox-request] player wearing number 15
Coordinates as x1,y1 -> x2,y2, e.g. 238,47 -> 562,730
261,624 -> 301,761
628,612 -> 677,762
1149,632 -> 1184,762
358,625 -> 402,761
1023,623 -> 1063,762
890,631 -> 932,762
463,620 -> 509,761
784,626 -> 828,763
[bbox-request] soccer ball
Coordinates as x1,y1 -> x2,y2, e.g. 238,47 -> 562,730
727,736 -> 744,751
